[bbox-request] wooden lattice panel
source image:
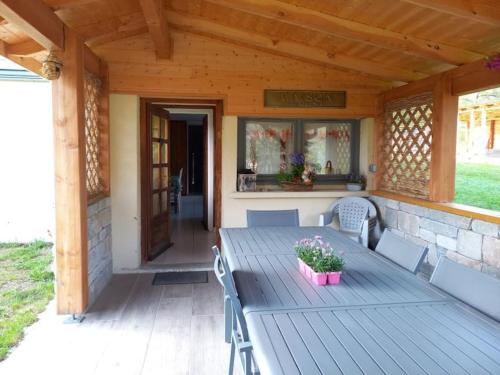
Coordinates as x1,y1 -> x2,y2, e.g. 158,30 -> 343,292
84,72 -> 103,198
381,92 -> 433,199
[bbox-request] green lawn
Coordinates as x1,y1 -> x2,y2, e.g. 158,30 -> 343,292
0,241 -> 53,361
455,162 -> 500,211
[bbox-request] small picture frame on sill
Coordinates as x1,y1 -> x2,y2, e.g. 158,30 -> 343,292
238,173 -> 257,192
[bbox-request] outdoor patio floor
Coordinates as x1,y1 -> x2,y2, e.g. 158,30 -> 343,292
0,272 -> 241,375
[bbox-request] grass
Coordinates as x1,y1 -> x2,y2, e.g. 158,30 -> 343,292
454,162 -> 500,211
0,241 -> 54,361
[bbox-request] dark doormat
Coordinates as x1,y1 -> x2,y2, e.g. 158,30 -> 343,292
152,271 -> 209,285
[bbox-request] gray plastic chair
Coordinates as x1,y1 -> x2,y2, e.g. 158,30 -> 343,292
212,246 -> 259,375
246,209 -> 299,227
375,229 -> 428,274
318,197 -> 377,247
430,256 -> 500,322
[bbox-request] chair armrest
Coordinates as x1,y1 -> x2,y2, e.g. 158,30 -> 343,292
318,211 -> 334,226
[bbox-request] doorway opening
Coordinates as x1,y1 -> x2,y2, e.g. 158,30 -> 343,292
140,98 -> 222,269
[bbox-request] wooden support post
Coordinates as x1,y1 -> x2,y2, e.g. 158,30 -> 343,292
52,26 -> 88,314
429,74 -> 459,202
372,95 -> 385,191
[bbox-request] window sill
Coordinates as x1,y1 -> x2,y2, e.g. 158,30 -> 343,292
229,190 -> 370,199
371,190 -> 500,224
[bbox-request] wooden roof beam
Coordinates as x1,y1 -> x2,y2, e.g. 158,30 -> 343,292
0,0 -> 64,51
206,0 -> 483,65
168,11 -> 428,83
6,39 -> 45,55
0,40 -> 42,75
139,0 -> 171,59
400,0 -> 500,27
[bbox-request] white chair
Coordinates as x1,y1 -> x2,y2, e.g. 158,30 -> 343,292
318,197 -> 377,247
170,168 -> 183,214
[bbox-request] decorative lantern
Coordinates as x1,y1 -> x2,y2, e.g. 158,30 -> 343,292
41,52 -> 63,80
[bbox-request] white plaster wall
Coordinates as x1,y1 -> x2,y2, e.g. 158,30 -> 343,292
110,94 -> 141,271
0,80 -> 54,242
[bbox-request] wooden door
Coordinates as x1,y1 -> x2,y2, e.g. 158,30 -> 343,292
143,105 -> 172,260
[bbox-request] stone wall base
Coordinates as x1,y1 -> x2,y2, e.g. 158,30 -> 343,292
87,197 -> 113,306
369,196 -> 500,279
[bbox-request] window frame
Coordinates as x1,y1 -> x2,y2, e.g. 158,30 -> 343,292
237,117 -> 360,184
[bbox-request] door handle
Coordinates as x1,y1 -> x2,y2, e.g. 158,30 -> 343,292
191,153 -> 195,185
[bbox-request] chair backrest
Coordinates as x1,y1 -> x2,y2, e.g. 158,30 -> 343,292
330,197 -> 378,219
246,209 -> 299,228
375,230 -> 428,274
211,246 -> 249,340
338,200 -> 369,233
430,256 -> 500,322
178,168 -> 183,190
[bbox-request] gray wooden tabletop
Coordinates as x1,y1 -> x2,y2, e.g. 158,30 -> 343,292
220,227 -> 500,375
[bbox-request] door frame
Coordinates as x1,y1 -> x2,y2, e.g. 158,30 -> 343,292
139,98 -> 223,263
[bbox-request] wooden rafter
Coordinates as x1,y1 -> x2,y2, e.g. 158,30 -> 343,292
206,0 -> 483,65
139,0 -> 171,59
0,0 -> 64,51
6,39 -> 44,55
0,40 -> 42,74
169,11 -> 426,83
400,0 -> 500,27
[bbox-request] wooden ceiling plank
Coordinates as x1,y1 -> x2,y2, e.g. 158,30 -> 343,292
400,0 -> 500,27
139,0 -> 171,59
168,11 -> 428,83
0,0 -> 64,51
6,38 -> 45,55
85,26 -> 149,47
205,0 -> 483,65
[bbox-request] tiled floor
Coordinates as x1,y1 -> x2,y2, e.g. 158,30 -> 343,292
149,195 -> 215,267
0,272 -> 240,375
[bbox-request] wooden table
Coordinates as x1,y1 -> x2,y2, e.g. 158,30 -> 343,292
220,227 -> 500,375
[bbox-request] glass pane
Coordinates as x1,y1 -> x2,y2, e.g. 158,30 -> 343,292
152,142 -> 160,164
152,193 -> 160,216
161,167 -> 169,188
162,119 -> 169,139
304,122 -> 352,175
161,143 -> 168,163
153,168 -> 160,190
152,115 -> 160,138
245,121 -> 293,174
161,190 -> 169,212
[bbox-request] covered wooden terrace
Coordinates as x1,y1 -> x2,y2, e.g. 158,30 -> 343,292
0,0 -> 499,374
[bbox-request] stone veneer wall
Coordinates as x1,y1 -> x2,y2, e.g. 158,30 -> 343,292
369,195 -> 500,279
87,197 -> 113,306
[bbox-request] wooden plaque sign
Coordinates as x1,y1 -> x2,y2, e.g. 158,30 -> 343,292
264,90 -> 346,108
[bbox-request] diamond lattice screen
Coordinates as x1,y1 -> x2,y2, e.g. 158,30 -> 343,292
84,72 -> 103,198
381,92 -> 433,199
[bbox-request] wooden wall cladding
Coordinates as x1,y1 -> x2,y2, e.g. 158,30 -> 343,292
95,32 -> 391,117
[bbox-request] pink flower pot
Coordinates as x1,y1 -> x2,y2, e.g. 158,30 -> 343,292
297,258 -> 306,274
310,271 -> 328,285
327,272 -> 342,285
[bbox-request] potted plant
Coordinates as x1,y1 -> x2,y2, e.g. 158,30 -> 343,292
277,153 -> 316,191
294,236 -> 345,285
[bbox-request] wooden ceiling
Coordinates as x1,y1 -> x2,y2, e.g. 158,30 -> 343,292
1,0 -> 500,85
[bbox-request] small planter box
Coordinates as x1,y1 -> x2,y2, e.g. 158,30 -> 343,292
298,258 -> 342,285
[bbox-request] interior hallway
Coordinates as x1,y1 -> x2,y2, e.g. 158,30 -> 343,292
149,195 -> 215,267
0,272 -> 242,375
